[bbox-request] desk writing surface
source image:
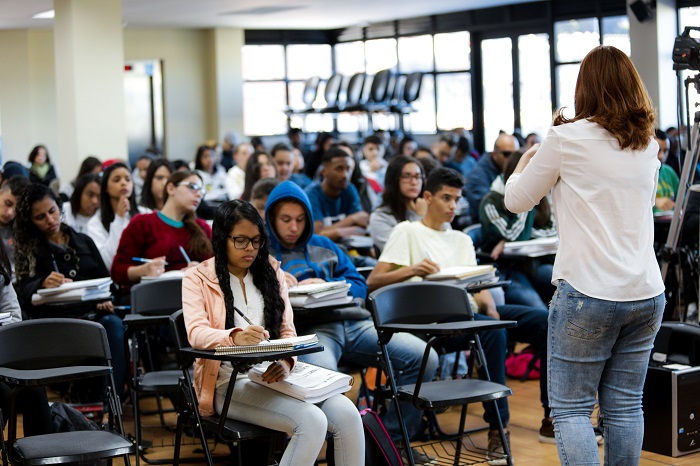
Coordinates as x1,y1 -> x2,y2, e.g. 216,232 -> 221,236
180,344 -> 323,364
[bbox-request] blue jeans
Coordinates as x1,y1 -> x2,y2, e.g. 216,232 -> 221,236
503,268 -> 550,311
297,318 -> 437,442
97,313 -> 126,399
548,280 -> 665,466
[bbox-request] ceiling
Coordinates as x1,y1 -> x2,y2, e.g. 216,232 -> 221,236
0,0 -> 538,30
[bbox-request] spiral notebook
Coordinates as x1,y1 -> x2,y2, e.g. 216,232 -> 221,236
214,334 -> 319,355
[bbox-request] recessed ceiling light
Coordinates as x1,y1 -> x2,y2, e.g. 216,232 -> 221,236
32,10 -> 55,19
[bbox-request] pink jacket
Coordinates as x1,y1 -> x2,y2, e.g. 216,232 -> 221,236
182,256 -> 297,416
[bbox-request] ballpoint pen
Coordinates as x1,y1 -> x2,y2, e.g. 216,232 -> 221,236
179,246 -> 192,264
132,257 -> 169,265
233,305 -> 270,342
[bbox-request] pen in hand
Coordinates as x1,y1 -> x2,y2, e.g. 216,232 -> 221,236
132,257 -> 169,266
179,246 -> 192,264
233,306 -> 271,342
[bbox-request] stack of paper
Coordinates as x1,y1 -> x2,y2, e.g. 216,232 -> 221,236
141,270 -> 186,281
425,265 -> 496,284
503,237 -> 558,257
249,361 -> 354,404
288,281 -> 352,308
0,311 -> 12,323
31,277 -> 112,305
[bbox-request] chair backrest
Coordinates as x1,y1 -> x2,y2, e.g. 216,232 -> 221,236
391,75 -> 406,103
345,73 -> 366,106
324,74 -> 344,107
370,69 -> 392,102
367,282 -> 473,327
170,309 -> 191,352
403,72 -> 424,104
0,318 -> 110,370
131,278 -> 183,315
463,224 -> 483,250
302,76 -> 321,108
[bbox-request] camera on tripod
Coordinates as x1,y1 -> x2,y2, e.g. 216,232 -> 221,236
674,27 -> 700,71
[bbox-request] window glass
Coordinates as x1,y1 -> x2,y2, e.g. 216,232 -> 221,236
554,18 -> 600,63
406,74 -> 436,134
436,73 -> 472,130
398,35 -> 434,73
243,82 -> 287,136
242,45 -> 285,80
334,41 -> 365,76
434,32 -> 471,71
482,38 -> 514,148
519,33 -> 552,139
287,45 -> 332,80
602,16 -> 630,56
556,64 -> 580,120
365,39 -> 398,74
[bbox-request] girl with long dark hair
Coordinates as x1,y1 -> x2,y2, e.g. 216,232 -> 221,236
62,173 -> 101,234
182,200 -> 363,466
27,144 -> 58,188
14,183 -> 126,397
241,151 -> 275,201
87,162 -> 150,270
194,145 -> 228,201
112,171 -> 212,289
369,155 -> 426,251
59,155 -> 102,201
140,158 -> 174,211
505,45 -> 665,464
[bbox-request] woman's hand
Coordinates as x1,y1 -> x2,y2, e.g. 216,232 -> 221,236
284,272 -> 298,288
116,195 -> 130,218
42,272 -> 72,288
491,240 -> 506,260
410,197 -> 428,217
410,259 -> 440,278
232,325 -> 270,346
141,257 -> 167,277
298,278 -> 325,285
655,197 -> 675,211
96,301 -> 114,313
261,360 -> 291,383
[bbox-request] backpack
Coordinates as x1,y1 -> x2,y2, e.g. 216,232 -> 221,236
361,408 -> 404,466
49,402 -> 111,466
505,345 -> 541,381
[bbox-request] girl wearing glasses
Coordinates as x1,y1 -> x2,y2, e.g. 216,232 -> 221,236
111,171 -> 212,290
369,155 -> 426,251
87,162 -> 151,270
504,46 -> 665,464
183,200 -> 363,466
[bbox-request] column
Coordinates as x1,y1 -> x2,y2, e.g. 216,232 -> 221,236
206,28 -> 245,143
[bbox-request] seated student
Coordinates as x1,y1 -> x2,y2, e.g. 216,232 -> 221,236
140,158 -> 174,211
445,136 -> 478,178
241,151 -> 276,201
359,135 -> 388,188
0,176 -> 31,279
225,142 -> 253,200
132,154 -> 153,201
111,171 -> 213,290
304,148 -> 369,242
654,128 -> 679,214
271,142 -> 312,189
369,156 -> 426,252
480,152 -> 555,311
0,241 -> 53,437
62,174 -> 101,234
87,162 -> 150,271
367,168 -> 552,455
336,142 -> 380,215
59,156 -> 102,202
264,181 -> 438,464
194,145 -> 228,202
182,200 -> 364,466
397,136 -> 418,158
27,144 -> 59,189
304,132 -> 336,180
250,177 -> 280,221
15,183 -> 126,398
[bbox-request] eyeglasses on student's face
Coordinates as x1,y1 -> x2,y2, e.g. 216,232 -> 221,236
495,150 -> 514,158
228,235 -> 265,250
177,182 -> 207,195
400,173 -> 424,182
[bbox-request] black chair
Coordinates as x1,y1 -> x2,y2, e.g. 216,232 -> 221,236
287,76 -> 321,115
367,282 -> 516,466
169,310 -> 287,466
0,318 -> 135,465
322,73 -> 350,114
125,277 -> 184,465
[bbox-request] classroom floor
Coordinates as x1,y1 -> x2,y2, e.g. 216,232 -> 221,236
5,372 -> 700,465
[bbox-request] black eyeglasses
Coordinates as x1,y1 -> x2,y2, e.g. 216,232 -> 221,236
228,235 -> 265,250
496,150 -> 515,158
400,173 -> 424,181
178,182 -> 207,195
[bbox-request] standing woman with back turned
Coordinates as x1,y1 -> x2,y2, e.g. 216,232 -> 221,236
504,45 -> 665,465
182,200 -> 363,466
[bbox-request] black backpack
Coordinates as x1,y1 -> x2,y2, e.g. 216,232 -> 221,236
49,402 -> 111,466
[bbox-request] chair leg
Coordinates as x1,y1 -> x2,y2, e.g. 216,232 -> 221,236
454,404 -> 468,465
490,399 -> 513,466
379,344 -> 414,466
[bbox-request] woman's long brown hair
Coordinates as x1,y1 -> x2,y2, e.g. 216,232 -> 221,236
162,171 -> 213,259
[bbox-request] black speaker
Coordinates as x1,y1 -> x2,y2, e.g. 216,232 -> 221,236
630,0 -> 654,23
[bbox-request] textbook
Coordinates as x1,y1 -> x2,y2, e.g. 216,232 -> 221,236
289,284 -> 351,307
214,334 -> 319,355
31,278 -> 112,305
425,265 -> 496,282
0,311 -> 12,323
503,237 -> 558,257
288,281 -> 348,295
35,277 -> 112,296
248,361 -> 354,403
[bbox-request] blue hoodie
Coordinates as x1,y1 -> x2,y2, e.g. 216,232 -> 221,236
265,181 -> 368,302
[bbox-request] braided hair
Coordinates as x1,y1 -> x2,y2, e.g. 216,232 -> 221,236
212,200 -> 284,338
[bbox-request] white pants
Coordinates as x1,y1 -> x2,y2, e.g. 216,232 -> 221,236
214,378 -> 364,466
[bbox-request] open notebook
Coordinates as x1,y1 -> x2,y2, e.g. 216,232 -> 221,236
214,334 -> 319,355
